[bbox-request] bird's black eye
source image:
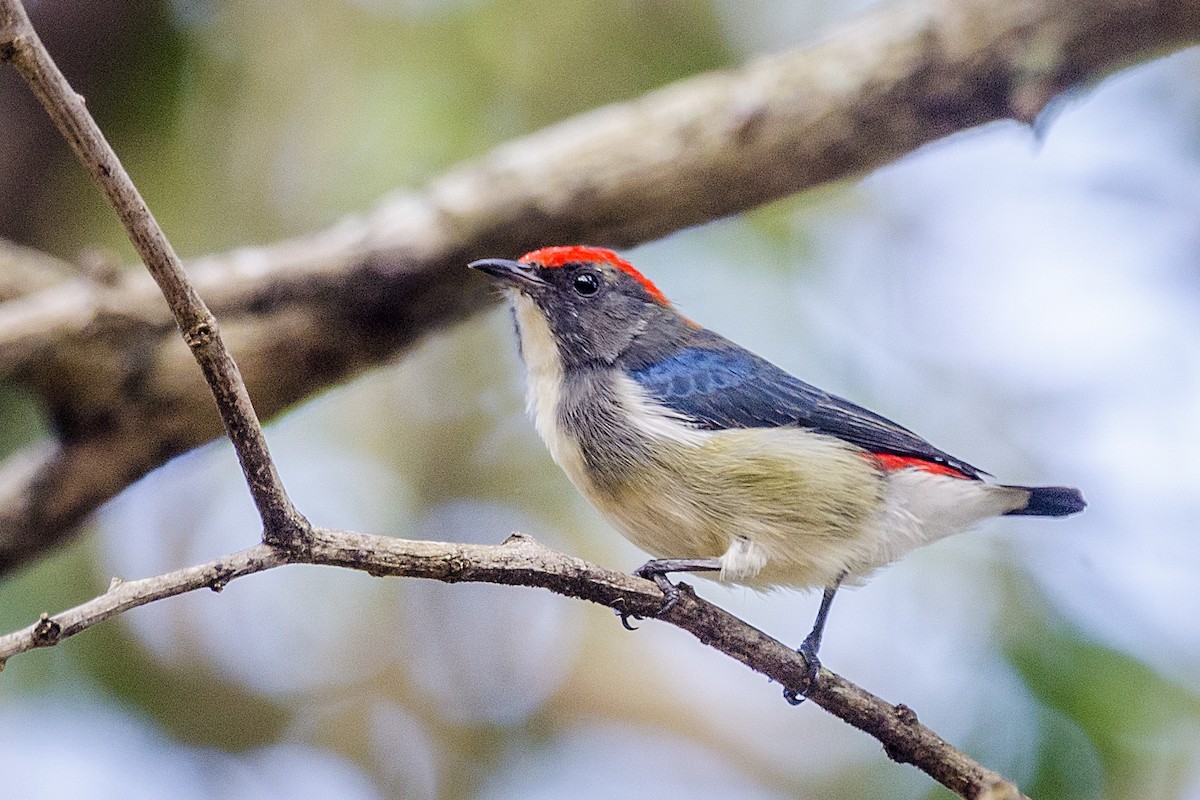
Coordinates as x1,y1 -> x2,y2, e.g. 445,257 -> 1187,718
572,271 -> 600,296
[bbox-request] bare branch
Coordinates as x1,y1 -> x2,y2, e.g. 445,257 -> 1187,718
0,0 -> 307,545
0,528 -> 1027,800
2,0 -> 1198,574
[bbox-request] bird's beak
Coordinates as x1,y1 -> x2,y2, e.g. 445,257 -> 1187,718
468,258 -> 548,290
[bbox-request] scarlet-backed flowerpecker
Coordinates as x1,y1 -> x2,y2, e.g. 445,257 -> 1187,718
470,246 -> 1084,701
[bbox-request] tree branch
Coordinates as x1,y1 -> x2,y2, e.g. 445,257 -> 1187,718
0,0 -> 307,546
2,0 -> 1198,574
0,528 -> 1027,800
0,239 -> 76,301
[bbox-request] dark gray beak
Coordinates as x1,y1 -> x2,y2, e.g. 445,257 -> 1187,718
468,258 -> 548,289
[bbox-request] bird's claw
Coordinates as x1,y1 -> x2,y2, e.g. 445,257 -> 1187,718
782,635 -> 822,705
616,608 -> 642,631
617,564 -> 684,630
636,565 -> 682,616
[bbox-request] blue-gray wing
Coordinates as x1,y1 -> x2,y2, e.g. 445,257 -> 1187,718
628,340 -> 981,478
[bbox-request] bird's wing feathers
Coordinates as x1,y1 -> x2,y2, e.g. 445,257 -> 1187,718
629,340 -> 982,479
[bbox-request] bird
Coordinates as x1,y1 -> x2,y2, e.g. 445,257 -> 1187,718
469,245 -> 1085,701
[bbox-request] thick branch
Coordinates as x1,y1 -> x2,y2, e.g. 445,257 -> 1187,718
0,529 -> 1026,800
2,0 -> 1197,573
0,0 -> 306,544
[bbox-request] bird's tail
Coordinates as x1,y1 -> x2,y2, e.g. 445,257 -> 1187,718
1002,485 -> 1087,517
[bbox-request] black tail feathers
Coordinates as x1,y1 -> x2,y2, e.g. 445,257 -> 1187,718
1003,486 -> 1087,517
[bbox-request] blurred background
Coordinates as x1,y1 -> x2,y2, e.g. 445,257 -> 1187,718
2,0 -> 1199,798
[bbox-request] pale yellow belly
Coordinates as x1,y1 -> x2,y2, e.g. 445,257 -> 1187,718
576,428 -> 889,589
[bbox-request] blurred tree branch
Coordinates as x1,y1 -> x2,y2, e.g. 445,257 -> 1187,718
1,0 -> 1198,572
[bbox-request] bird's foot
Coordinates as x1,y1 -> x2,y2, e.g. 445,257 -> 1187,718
617,558 -> 718,630
616,566 -> 680,629
782,633 -> 822,706
782,580 -> 839,705
636,562 -> 683,613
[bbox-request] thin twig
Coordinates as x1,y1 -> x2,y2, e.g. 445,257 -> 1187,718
0,528 -> 1027,800
0,0 -> 307,546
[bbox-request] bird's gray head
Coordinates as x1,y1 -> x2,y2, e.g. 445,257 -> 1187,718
469,246 -> 691,368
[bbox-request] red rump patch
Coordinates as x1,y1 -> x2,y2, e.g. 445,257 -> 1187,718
519,246 -> 669,306
873,453 -> 971,479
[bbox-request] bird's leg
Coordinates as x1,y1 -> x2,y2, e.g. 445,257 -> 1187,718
636,558 -> 723,612
783,576 -> 843,705
618,558 -> 722,630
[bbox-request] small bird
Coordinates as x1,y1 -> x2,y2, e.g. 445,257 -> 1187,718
469,246 -> 1084,700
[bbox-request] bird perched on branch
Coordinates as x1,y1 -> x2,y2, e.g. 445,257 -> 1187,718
469,246 -> 1084,701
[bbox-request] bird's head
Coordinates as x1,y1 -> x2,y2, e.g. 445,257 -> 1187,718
469,246 -> 690,367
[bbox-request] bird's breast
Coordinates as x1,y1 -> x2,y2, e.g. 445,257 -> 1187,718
510,291 -> 704,490
509,292 -> 592,484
